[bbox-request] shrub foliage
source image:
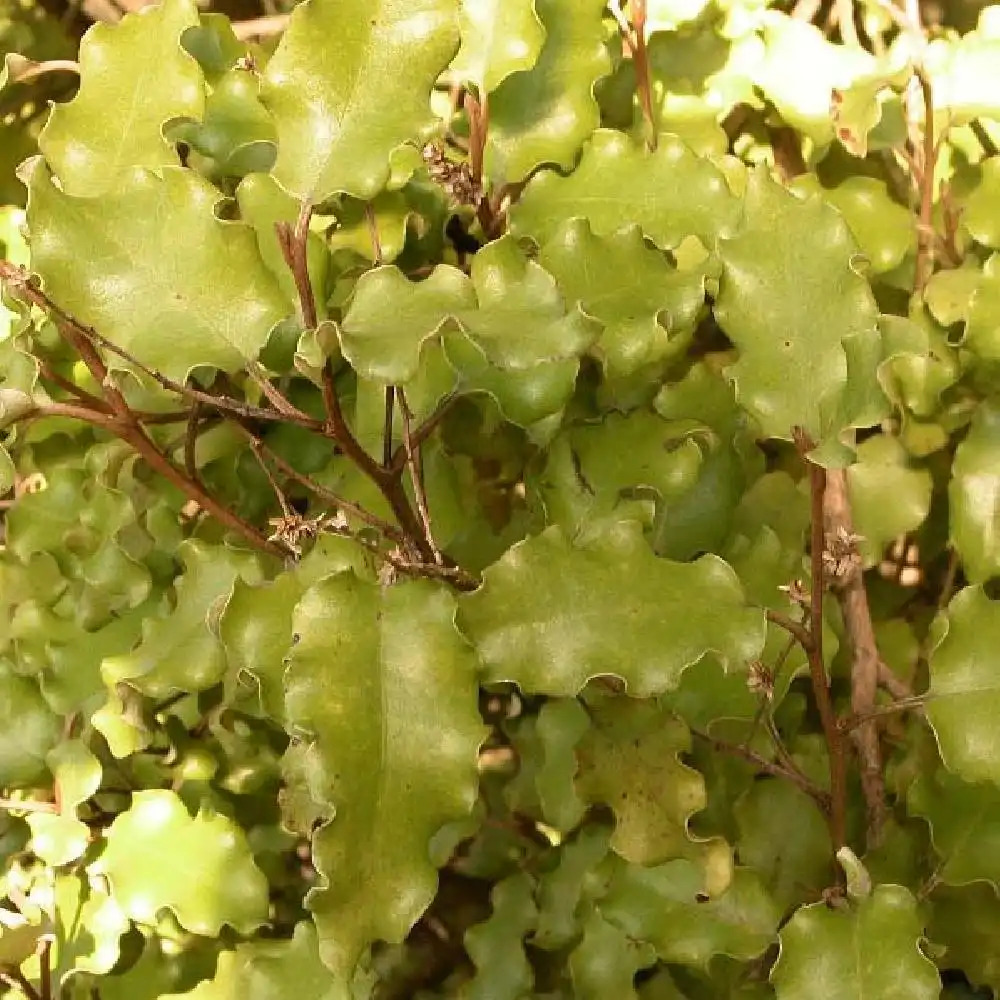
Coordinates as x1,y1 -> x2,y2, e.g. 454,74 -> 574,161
1,0 -> 1000,997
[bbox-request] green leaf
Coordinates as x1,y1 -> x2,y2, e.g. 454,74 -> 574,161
959,155 -> 1000,249
926,883 -> 1000,994
511,129 -> 740,251
464,873 -> 537,1000
0,661 -> 60,786
167,66 -> 277,178
49,874 -> 130,986
261,0 -> 460,201
458,519 -> 765,696
284,574 -> 485,983
927,587 -> 1000,785
791,175 -> 915,275
160,921 -> 340,1000
102,540 -> 263,699
569,910 -> 657,1000
37,0 -> 203,197
601,860 -> 779,968
538,219 -> 706,381
908,766 -> 1000,889
451,0 -> 545,93
534,698 -> 590,832
90,788 -> 269,935
25,161 -> 289,382
733,779 -> 832,914
770,885 -> 939,999
339,235 -> 600,382
949,402 -> 1000,584
575,698 -> 727,869
485,0 -> 609,183
847,434 -> 932,569
716,169 -> 886,457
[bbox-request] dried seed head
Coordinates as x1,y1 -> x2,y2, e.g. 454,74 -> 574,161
823,525 -> 863,582
422,142 -> 482,208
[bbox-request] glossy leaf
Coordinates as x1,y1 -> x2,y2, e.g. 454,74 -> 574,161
339,235 -> 600,382
716,169 -> 886,458
25,161 -> 289,382
90,788 -> 270,935
512,129 -> 740,250
451,0 -> 545,93
284,573 -> 485,983
485,0 -> 609,183
261,0 -> 460,201
770,885 -> 939,999
949,402 -> 1000,584
927,587 -> 1000,785
38,0 -> 203,196
458,518 -> 766,696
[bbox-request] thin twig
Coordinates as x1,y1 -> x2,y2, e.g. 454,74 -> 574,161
38,938 -> 51,1000
0,798 -> 57,814
397,387 -> 443,565
628,0 -> 657,149
793,428 -> 848,854
841,695 -> 929,731
0,967 -> 41,1000
5,58 -> 79,85
692,729 -> 831,809
183,399 -> 202,483
914,68 -> 937,293
971,119 -> 1000,158
389,392 -> 458,474
383,386 -> 395,467
823,467 -> 886,848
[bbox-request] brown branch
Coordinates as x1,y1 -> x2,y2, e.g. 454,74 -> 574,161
389,392 -> 457,473
691,729 -> 831,810
397,387 -> 442,565
0,966 -> 41,1000
914,68 -> 937,293
183,400 -> 202,483
823,467 -> 886,848
383,386 -> 395,467
793,429 -> 848,854
38,938 -> 51,1000
628,0 -> 657,150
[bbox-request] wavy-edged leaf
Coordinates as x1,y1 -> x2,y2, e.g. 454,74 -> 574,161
948,402 -> 1000,584
25,161 -> 288,382
261,0 -> 460,201
90,788 -> 269,935
770,884 -> 939,999
0,662 -> 60,786
927,586 -> 1000,785
160,921 -> 339,1000
716,169 -> 886,460
339,235 -> 600,382
570,910 -> 656,1000
49,874 -> 129,987
451,0 -> 545,93
908,766 -> 1000,889
511,128 -> 739,250
538,219 -> 705,381
37,0 -> 203,196
601,859 -> 779,969
464,873 -> 537,1000
285,573 -> 485,983
926,883 -> 1000,994
485,0 -> 609,183
576,698 -> 729,871
102,540 -> 263,699
458,518 -> 765,696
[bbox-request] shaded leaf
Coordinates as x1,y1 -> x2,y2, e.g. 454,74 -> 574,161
569,910 -> 656,999
927,586 -> 1000,785
949,402 -> 1000,584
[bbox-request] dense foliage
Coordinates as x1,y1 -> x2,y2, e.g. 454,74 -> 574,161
1,0 -> 1000,996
